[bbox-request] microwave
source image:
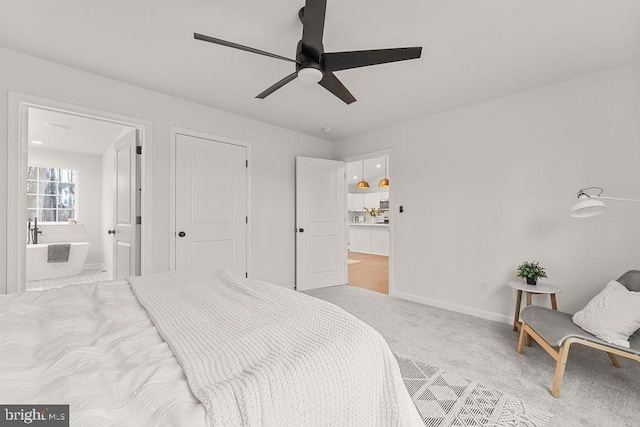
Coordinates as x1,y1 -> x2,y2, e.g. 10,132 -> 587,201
379,200 -> 389,210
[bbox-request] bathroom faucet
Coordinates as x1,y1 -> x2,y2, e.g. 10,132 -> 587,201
28,218 -> 42,244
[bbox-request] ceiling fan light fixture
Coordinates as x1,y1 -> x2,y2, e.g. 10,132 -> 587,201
297,67 -> 323,83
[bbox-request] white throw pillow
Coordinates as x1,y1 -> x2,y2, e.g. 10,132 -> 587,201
572,280 -> 640,348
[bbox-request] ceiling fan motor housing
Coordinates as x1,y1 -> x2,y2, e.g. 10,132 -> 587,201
295,40 -> 325,82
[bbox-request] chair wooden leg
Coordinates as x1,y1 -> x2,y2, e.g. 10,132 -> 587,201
551,341 -> 572,398
517,322 -> 528,354
607,352 -> 621,368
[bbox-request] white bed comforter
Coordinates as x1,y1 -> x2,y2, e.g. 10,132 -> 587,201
128,269 -> 421,426
0,269 -> 421,426
0,280 -> 208,426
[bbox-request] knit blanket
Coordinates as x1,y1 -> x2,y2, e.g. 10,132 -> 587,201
127,269 -> 422,426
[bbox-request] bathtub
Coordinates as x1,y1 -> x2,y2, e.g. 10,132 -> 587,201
26,242 -> 90,282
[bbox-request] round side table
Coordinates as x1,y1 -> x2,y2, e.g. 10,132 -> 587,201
507,280 -> 563,332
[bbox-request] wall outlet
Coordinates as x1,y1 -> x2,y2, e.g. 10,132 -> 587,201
479,281 -> 488,293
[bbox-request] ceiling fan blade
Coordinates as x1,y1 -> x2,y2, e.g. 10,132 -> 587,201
194,33 -> 296,63
323,47 -> 422,72
318,72 -> 356,105
256,72 -> 298,99
300,0 -> 327,59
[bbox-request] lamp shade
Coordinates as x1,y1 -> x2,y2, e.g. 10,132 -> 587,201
356,179 -> 370,189
378,156 -> 389,187
356,160 -> 370,189
570,195 -> 608,218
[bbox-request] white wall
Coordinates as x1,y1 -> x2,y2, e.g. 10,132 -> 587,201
27,148 -> 103,265
0,46 -> 332,293
334,63 -> 640,322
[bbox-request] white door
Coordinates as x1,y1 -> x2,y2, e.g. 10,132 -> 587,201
113,130 -> 140,279
175,134 -> 247,276
295,156 -> 347,291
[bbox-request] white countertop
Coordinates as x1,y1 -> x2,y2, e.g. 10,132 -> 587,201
349,223 -> 389,227
507,280 -> 562,294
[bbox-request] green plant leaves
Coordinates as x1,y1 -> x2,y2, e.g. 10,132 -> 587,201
516,260 -> 547,280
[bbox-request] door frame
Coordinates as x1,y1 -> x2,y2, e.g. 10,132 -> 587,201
342,149 -> 394,294
6,92 -> 152,294
169,127 -> 252,275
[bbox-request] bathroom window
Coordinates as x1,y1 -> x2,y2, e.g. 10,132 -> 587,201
26,166 -> 77,223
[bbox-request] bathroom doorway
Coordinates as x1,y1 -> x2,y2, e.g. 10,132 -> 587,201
6,93 -> 150,294
24,108 -> 137,290
345,153 -> 391,295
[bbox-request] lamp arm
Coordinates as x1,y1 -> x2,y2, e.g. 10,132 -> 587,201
592,196 -> 640,203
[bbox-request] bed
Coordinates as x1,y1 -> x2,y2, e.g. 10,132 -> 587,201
0,268 -> 421,426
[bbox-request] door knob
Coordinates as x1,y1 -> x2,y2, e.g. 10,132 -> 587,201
298,228 -> 304,233
107,229 -> 115,235
178,231 -> 186,237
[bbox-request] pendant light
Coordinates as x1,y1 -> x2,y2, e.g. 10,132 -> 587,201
378,156 -> 389,187
356,160 -> 370,189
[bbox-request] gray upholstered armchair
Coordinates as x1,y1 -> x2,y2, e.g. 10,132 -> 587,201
516,270 -> 640,397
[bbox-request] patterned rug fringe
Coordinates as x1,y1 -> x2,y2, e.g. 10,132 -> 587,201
488,402 -> 552,427
394,353 -> 552,427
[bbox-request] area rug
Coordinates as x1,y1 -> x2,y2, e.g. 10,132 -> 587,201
395,353 -> 551,427
347,259 -> 361,265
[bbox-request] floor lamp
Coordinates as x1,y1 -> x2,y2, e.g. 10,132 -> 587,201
570,187 -> 640,218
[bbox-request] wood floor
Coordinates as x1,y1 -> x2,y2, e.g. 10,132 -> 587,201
347,251 -> 389,294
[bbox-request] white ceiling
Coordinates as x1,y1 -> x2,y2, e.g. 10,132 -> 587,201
3,1 -> 639,141
28,108 -> 131,155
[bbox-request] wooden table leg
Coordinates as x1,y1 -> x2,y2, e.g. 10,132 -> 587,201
513,290 -> 523,331
525,292 -> 532,347
607,352 -> 621,368
550,293 -> 558,310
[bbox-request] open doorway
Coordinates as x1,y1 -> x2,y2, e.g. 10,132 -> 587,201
24,107 -> 138,291
6,93 -> 150,294
345,154 -> 390,294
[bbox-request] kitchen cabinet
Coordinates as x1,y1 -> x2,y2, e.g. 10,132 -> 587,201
349,225 -> 371,253
348,193 -> 354,211
363,193 -> 380,210
370,226 -> 389,255
348,224 -> 389,256
348,192 -> 388,212
348,193 -> 365,211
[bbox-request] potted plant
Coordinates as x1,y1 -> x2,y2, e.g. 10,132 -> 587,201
363,207 -> 384,222
516,261 -> 547,286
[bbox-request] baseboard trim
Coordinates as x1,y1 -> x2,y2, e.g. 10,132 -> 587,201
391,290 -> 512,325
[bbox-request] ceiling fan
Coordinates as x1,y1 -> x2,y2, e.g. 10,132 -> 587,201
194,0 -> 422,104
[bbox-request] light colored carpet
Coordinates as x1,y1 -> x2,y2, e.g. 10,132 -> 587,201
347,259 -> 361,265
396,353 -> 551,426
304,285 -> 640,427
